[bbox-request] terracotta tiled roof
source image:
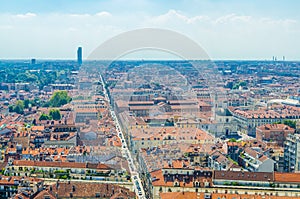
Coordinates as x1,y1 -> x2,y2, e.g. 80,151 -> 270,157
34,190 -> 56,199
274,172 -> 300,183
13,160 -> 112,170
128,101 -> 154,105
257,123 -> 294,131
50,182 -> 136,198
14,192 -> 30,199
151,169 -> 212,188
160,192 -> 203,199
131,127 -> 214,142
214,170 -> 274,182
161,192 -> 300,199
31,126 -> 45,132
243,147 -> 270,162
212,193 -> 300,199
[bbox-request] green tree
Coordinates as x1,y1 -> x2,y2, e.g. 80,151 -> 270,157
25,72 -> 38,82
49,90 -> 71,107
14,100 -> 24,114
16,73 -> 29,82
283,120 -> 296,129
274,120 -> 296,129
232,81 -> 247,89
39,113 -> 50,121
49,109 -> 61,120
6,73 -> 16,83
239,81 -> 247,87
8,105 -> 14,112
24,99 -> 30,109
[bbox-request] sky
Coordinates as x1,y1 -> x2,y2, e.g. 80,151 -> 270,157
0,0 -> 300,60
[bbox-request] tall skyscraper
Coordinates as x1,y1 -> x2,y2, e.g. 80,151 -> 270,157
77,47 -> 82,65
31,58 -> 36,65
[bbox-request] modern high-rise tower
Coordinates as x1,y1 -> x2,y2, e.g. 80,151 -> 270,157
31,58 -> 36,65
77,47 -> 82,65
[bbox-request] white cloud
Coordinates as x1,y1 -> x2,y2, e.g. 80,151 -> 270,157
149,9 -> 209,25
150,10 -> 297,27
0,9 -> 299,59
95,11 -> 112,17
259,17 -> 297,26
215,13 -> 252,24
65,11 -> 112,18
15,12 -> 37,18
68,13 -> 91,18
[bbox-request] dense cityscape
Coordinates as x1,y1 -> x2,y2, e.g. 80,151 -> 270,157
0,53 -> 298,199
1,1 -> 300,199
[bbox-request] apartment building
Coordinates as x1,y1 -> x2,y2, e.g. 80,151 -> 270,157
256,124 -> 295,146
130,127 -> 215,154
239,147 -> 275,172
284,133 -> 300,172
229,105 -> 300,136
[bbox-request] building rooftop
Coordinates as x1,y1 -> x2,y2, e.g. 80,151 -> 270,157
214,170 -> 273,182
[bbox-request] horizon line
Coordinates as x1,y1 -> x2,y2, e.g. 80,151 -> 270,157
0,58 -> 297,62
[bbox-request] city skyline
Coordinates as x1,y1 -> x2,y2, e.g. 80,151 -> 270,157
1,1 -> 300,198
0,0 -> 300,60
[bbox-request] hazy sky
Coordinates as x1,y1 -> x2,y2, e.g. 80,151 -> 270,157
0,0 -> 300,60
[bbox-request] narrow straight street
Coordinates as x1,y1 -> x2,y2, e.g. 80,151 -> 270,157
100,74 -> 147,199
